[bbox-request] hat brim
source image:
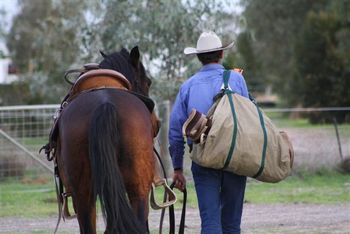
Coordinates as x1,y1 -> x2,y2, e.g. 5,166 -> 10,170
184,41 -> 234,55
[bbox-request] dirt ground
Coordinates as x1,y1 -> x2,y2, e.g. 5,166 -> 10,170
1,203 -> 349,233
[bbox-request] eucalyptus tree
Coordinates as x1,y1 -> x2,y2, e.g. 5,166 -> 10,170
241,0 -> 350,122
7,0 -> 236,103
7,0 -> 89,103
294,2 -> 350,123
240,0 -> 327,102
94,0 -> 235,101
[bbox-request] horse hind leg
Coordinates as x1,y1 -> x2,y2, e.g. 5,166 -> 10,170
74,194 -> 97,234
129,197 -> 150,233
59,164 -> 97,234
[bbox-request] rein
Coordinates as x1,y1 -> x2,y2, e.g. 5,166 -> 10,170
153,148 -> 187,234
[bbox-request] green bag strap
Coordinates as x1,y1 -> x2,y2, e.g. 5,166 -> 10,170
223,70 -> 231,90
252,106 -> 268,179
222,70 -> 238,170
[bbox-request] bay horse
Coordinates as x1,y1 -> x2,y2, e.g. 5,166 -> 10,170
55,47 -> 155,233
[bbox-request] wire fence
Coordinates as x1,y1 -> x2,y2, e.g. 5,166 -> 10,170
0,105 -> 59,181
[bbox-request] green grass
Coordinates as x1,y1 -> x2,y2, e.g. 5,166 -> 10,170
244,170 -> 350,204
161,170 -> 350,208
264,111 -> 350,131
21,137 -> 47,146
1,171 -> 349,218
0,178 -> 57,217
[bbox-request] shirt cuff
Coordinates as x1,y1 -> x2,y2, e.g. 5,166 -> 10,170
169,143 -> 184,169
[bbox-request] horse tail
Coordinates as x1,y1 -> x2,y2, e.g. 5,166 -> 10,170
88,102 -> 144,233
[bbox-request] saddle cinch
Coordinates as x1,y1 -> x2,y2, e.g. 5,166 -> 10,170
41,63 -> 176,227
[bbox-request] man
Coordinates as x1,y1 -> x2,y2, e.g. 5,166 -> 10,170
169,31 -> 249,234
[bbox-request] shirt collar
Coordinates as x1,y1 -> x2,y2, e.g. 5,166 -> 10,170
199,63 -> 224,72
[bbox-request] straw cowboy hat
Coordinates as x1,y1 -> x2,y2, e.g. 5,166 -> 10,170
184,31 -> 234,55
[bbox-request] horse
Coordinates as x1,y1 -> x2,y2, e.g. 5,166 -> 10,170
55,46 -> 155,233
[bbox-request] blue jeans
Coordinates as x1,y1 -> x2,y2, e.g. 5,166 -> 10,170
191,162 -> 246,234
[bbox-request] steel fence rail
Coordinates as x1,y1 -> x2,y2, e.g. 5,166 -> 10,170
263,107 -> 350,113
1,105 -> 349,112
0,104 -> 60,111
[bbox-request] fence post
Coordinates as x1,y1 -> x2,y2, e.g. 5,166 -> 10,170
156,100 -> 173,179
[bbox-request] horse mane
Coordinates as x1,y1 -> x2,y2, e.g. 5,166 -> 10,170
99,48 -> 134,78
99,48 -> 138,91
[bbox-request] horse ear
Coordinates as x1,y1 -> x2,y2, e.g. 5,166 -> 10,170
130,46 -> 140,67
100,50 -> 107,58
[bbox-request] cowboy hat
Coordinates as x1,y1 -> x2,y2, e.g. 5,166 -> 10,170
184,31 -> 234,55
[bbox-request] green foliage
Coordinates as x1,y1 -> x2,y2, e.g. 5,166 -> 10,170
0,8 -> 6,58
240,0 -> 321,96
95,0 -> 235,101
6,0 -> 89,103
0,83 -> 31,105
236,31 -> 263,93
294,7 -> 350,123
6,0 -> 235,103
241,0 -> 350,123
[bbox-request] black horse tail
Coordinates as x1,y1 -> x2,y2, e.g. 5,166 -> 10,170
88,102 -> 144,233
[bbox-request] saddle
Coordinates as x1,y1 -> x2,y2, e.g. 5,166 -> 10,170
43,64 -> 157,158
72,68 -> 132,94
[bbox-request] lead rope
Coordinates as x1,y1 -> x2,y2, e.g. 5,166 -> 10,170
168,182 -> 187,234
154,147 -> 187,234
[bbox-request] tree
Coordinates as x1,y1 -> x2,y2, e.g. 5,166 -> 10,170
91,0 -> 236,101
294,9 -> 350,123
240,0 -> 327,102
7,0 -> 89,103
7,0 -> 237,103
0,8 -> 7,58
231,30 -> 263,93
239,0 -> 350,122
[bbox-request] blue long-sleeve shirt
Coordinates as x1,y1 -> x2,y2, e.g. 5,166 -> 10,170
168,63 -> 249,169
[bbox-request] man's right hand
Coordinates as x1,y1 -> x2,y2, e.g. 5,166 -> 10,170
173,169 -> 186,192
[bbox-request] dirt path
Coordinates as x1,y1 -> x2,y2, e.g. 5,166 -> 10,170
1,203 -> 349,233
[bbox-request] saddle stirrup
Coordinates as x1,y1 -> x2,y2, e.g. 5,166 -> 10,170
150,179 -> 177,210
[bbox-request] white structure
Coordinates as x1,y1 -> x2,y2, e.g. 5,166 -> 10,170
0,40 -> 18,84
0,58 -> 18,84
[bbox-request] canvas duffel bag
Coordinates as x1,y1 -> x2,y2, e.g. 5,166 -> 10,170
184,70 -> 294,183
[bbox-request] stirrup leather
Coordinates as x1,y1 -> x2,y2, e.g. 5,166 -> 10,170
61,192 -> 77,220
